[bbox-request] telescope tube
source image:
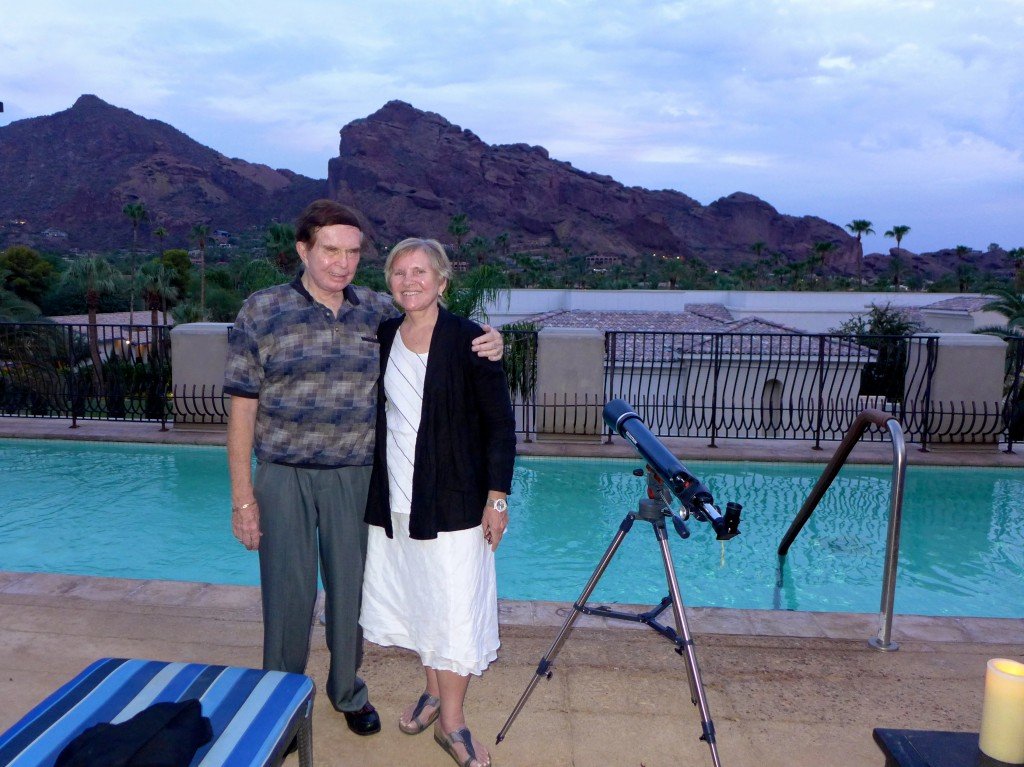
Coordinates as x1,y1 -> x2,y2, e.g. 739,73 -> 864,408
603,399 -> 738,540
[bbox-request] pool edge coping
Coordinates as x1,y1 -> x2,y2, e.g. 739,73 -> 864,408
3,570 -> 1021,646
2,417 -> 1023,467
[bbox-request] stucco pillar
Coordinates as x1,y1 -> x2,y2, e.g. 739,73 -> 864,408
170,322 -> 231,428
535,327 -> 605,440
907,333 -> 1006,444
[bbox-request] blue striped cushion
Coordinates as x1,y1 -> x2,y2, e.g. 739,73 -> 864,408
0,658 -> 315,767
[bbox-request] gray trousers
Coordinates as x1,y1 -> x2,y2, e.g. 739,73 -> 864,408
254,461 -> 371,712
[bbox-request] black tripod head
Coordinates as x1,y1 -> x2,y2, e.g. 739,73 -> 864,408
605,399 -> 741,541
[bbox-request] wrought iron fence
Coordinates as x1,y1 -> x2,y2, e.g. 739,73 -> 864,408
171,384 -> 230,425
1,321 -> 172,427
4,321 -> 1019,450
602,331 -> 1013,448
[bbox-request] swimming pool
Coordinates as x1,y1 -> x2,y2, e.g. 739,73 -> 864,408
2,438 -> 1022,618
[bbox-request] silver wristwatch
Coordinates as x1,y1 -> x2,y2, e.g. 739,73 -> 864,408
487,498 -> 508,513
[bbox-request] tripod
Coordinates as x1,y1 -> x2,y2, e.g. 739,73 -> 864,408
496,470 -> 729,767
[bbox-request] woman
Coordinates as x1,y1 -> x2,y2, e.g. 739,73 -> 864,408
361,238 -> 516,767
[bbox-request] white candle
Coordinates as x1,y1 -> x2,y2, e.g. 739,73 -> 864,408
979,657 -> 1024,764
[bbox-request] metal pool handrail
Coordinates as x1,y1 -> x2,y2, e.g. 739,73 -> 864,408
777,409 -> 907,651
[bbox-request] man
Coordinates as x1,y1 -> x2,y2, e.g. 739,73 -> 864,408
225,200 -> 503,736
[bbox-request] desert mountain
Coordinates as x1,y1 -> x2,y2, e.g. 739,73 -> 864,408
329,101 -> 858,269
0,95 -> 325,250
2,96 -> 860,267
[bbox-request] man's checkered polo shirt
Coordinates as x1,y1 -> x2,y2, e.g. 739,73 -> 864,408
225,278 -> 398,468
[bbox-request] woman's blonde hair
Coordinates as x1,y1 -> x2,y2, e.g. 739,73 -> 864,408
384,238 -> 453,287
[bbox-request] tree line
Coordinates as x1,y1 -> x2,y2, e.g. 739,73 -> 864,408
3,208 -> 1023,326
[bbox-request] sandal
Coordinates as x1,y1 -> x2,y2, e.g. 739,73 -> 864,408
398,691 -> 440,735
434,726 -> 490,767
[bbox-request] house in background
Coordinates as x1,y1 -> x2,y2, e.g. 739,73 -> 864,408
47,312 -> 174,363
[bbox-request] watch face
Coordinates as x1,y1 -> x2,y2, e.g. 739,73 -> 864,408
491,498 -> 508,513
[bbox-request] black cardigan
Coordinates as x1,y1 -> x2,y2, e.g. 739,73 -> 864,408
364,307 -> 517,540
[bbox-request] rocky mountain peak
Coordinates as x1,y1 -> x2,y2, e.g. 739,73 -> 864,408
72,94 -> 109,109
328,101 -> 857,267
0,95 -> 325,250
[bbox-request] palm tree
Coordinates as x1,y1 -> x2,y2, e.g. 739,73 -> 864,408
444,264 -> 506,322
661,258 -> 686,289
845,220 -> 874,285
139,262 -> 179,326
61,256 -> 119,385
888,251 -> 905,291
495,232 -> 511,259
153,226 -> 168,252
954,264 -> 976,293
264,222 -> 298,273
884,225 -> 911,253
811,241 -> 837,274
976,287 -> 1024,441
1005,247 -> 1024,291
500,319 -> 538,410
978,287 -> 1024,338
954,245 -> 973,292
122,202 -> 148,324
447,213 -> 470,254
465,235 -> 491,266
884,226 -> 911,290
190,223 -> 210,318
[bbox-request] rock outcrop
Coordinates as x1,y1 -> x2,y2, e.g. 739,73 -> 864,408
328,101 -> 858,268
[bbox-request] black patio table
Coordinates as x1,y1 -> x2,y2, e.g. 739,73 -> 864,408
873,728 -> 1013,767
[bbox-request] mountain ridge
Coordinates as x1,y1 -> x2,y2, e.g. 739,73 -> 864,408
327,100 -> 858,269
0,95 -> 325,250
0,95 -> 939,277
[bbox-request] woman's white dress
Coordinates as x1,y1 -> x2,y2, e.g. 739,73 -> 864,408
360,331 -> 499,676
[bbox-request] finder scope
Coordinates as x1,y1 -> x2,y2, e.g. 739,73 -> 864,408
603,399 -> 741,540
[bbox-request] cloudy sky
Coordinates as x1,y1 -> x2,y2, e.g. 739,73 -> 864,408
2,0 -> 1022,254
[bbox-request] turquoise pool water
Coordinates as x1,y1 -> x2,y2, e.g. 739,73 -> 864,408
1,438 -> 1022,618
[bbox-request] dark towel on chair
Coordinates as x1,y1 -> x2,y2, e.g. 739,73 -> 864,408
55,699 -> 213,767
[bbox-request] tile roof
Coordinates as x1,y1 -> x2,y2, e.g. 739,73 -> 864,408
685,303 -> 734,322
514,307 -> 876,363
921,296 -> 993,312
516,305 -> 733,331
47,312 -> 174,327
512,308 -> 732,333
511,306 -> 802,335
41,312 -> 173,346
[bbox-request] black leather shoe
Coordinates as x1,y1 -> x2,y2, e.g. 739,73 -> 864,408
343,702 -> 381,736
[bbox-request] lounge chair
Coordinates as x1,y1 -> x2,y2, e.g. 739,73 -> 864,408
0,657 -> 314,767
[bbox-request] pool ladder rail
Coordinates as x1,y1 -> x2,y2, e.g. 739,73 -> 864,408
776,408 -> 907,651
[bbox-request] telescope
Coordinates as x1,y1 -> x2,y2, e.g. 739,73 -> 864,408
498,399 -> 744,767
603,399 -> 740,540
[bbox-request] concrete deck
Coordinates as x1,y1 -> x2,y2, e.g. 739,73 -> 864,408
2,573 -> 1021,767
1,418 -> 1022,766
2,416 -> 1022,467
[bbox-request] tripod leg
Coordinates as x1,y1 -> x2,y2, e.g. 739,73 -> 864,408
496,514 -> 636,744
655,524 -> 724,767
